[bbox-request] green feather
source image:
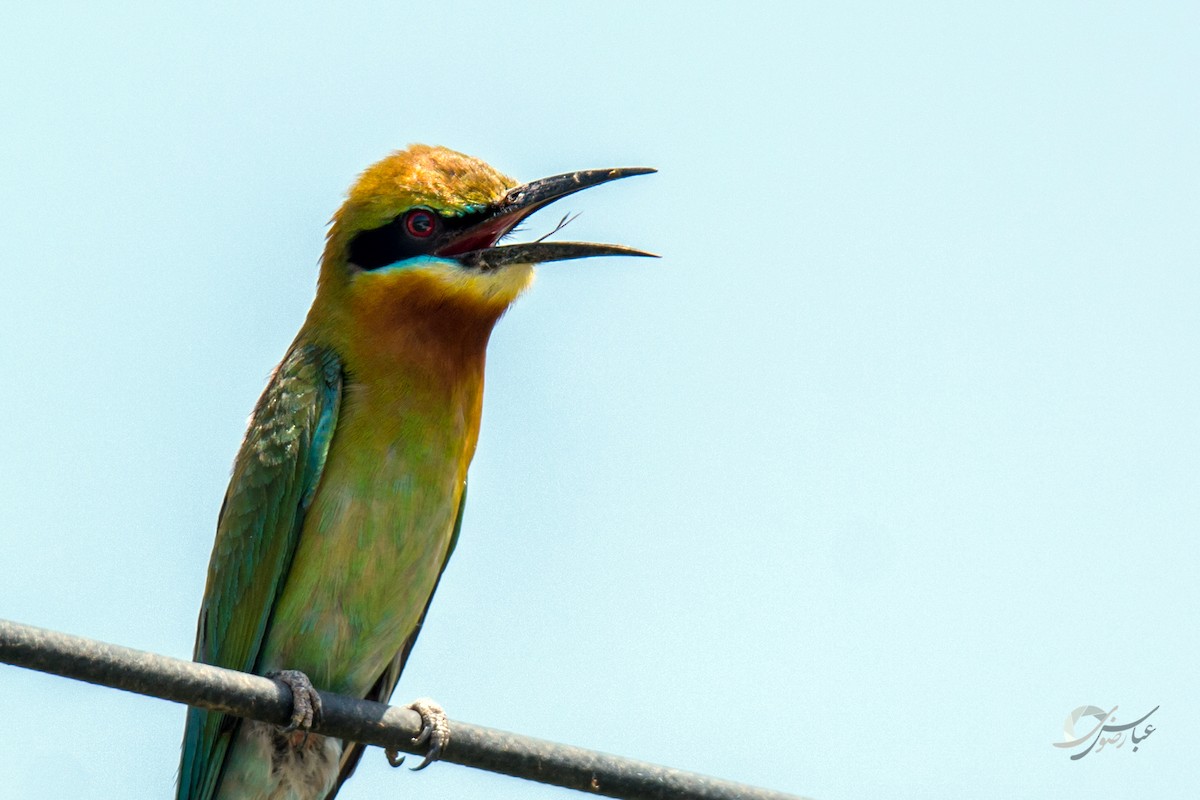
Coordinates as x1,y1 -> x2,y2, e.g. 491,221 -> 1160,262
325,484 -> 466,797
178,343 -> 342,800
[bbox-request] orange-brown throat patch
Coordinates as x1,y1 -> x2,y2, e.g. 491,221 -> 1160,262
307,260 -> 531,397
349,271 -> 500,377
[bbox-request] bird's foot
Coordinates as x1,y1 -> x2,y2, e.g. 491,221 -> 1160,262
386,698 -> 450,771
268,669 -> 323,734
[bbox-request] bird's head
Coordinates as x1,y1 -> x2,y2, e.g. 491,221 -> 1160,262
310,145 -> 653,350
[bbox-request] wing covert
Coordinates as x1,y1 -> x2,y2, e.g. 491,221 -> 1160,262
178,342 -> 343,800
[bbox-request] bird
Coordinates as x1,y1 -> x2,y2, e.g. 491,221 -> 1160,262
175,144 -> 654,800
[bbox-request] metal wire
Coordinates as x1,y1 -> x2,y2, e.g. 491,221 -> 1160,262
0,618 -> 808,800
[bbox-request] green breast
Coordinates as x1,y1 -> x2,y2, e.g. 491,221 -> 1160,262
255,373 -> 474,696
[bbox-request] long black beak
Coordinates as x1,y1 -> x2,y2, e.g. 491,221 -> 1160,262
437,167 -> 658,269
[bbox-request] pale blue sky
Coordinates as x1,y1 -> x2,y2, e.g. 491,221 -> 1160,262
1,2 -> 1196,798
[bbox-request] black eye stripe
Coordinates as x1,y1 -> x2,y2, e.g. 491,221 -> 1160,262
347,209 -> 479,270
347,216 -> 424,270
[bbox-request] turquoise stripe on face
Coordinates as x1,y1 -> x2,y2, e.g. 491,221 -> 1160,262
371,255 -> 463,273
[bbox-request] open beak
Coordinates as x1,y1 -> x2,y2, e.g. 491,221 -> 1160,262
436,167 -> 658,269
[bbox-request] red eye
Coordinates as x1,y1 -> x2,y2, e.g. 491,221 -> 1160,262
405,209 -> 437,238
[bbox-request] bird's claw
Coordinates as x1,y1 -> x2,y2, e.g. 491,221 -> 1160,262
385,699 -> 449,771
268,669 -> 323,734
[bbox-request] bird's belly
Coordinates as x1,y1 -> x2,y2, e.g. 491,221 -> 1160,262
256,440 -> 465,697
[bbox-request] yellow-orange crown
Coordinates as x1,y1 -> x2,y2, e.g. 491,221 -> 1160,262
329,144 -> 516,250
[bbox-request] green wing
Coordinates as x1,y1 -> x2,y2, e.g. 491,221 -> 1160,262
324,483 -> 467,799
178,342 -> 343,800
